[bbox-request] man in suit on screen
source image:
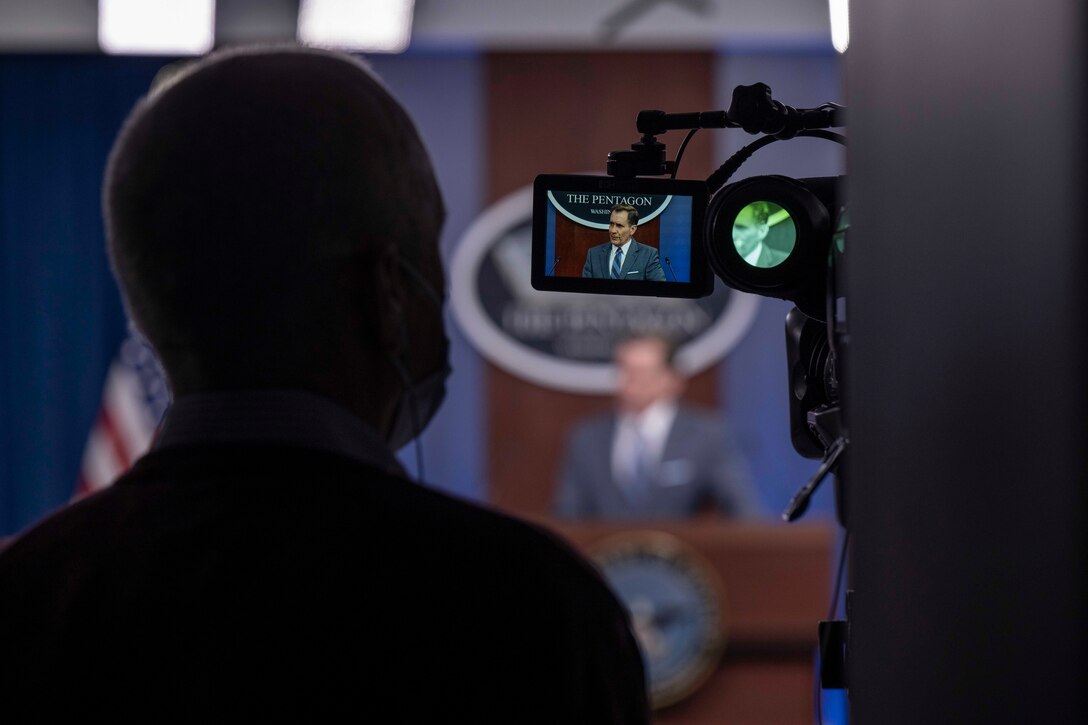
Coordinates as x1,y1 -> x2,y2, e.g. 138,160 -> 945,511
0,46 -> 648,722
582,203 -> 667,281
555,334 -> 759,520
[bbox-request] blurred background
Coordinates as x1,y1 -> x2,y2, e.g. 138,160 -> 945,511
0,0 -> 845,530
0,1 -> 846,722
6,2 -> 1083,724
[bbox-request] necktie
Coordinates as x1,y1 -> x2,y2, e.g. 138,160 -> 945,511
611,248 -> 624,279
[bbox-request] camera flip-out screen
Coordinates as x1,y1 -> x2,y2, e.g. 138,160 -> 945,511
531,174 -> 712,298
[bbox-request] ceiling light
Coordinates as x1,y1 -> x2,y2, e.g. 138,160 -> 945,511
298,0 -> 415,53
829,0 -> 849,54
99,0 -> 216,55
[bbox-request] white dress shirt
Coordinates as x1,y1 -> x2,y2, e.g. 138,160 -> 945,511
611,398 -> 679,486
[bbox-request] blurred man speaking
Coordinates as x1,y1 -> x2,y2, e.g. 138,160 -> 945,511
556,334 -> 759,520
0,47 -> 647,722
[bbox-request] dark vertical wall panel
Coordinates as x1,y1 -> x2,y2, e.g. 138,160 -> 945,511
846,2 -> 1087,722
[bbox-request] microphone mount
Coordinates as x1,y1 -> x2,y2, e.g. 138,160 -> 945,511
607,83 -> 846,178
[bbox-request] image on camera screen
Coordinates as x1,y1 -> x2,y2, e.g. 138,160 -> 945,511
731,200 -> 797,269
530,175 -> 710,298
541,190 -> 694,283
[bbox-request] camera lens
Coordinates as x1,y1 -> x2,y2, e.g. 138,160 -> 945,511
731,201 -> 796,269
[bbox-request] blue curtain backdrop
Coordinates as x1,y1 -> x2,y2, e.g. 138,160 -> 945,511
0,56 -> 170,535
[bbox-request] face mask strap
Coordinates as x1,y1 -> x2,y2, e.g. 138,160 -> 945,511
397,256 -> 445,308
388,352 -> 427,482
386,254 -> 450,482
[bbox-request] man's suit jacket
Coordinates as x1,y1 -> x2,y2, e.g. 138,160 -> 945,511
555,405 -> 759,520
0,443 -> 648,722
582,240 -> 666,281
753,242 -> 791,268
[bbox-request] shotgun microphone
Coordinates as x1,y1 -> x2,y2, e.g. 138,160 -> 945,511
664,257 -> 676,281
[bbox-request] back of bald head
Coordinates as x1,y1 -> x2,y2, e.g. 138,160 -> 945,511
104,46 -> 443,390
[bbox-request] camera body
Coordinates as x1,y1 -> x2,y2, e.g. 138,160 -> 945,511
531,172 -> 843,319
529,84 -> 848,516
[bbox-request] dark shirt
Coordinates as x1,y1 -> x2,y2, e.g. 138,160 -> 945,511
0,391 -> 648,722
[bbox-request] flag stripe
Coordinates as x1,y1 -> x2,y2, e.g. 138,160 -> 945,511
103,362 -> 157,455
97,408 -> 132,473
75,331 -> 169,501
79,425 -> 126,494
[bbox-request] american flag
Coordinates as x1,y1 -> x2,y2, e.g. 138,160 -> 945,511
75,328 -> 170,498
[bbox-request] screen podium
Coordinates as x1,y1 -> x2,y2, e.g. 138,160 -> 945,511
538,518 -> 834,724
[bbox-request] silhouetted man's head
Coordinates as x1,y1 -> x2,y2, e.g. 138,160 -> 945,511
104,47 -> 447,436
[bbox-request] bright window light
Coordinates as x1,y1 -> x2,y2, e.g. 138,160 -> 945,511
829,0 -> 850,54
298,0 -> 415,53
99,0 -> 216,55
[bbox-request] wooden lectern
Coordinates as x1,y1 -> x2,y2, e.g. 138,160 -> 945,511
537,518 -> 834,724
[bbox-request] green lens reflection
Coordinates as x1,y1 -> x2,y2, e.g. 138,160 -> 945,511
732,201 -> 796,268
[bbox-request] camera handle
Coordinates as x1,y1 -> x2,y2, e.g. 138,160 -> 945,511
607,83 -> 845,177
636,83 -> 845,138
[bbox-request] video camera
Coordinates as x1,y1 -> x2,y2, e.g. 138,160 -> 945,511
531,83 -> 848,523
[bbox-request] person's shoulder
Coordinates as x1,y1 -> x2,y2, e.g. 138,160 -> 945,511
0,480 -> 133,632
0,465 -> 147,574
136,443 -> 590,571
385,473 -> 629,623
0,443 -> 608,599
405,476 -> 590,566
